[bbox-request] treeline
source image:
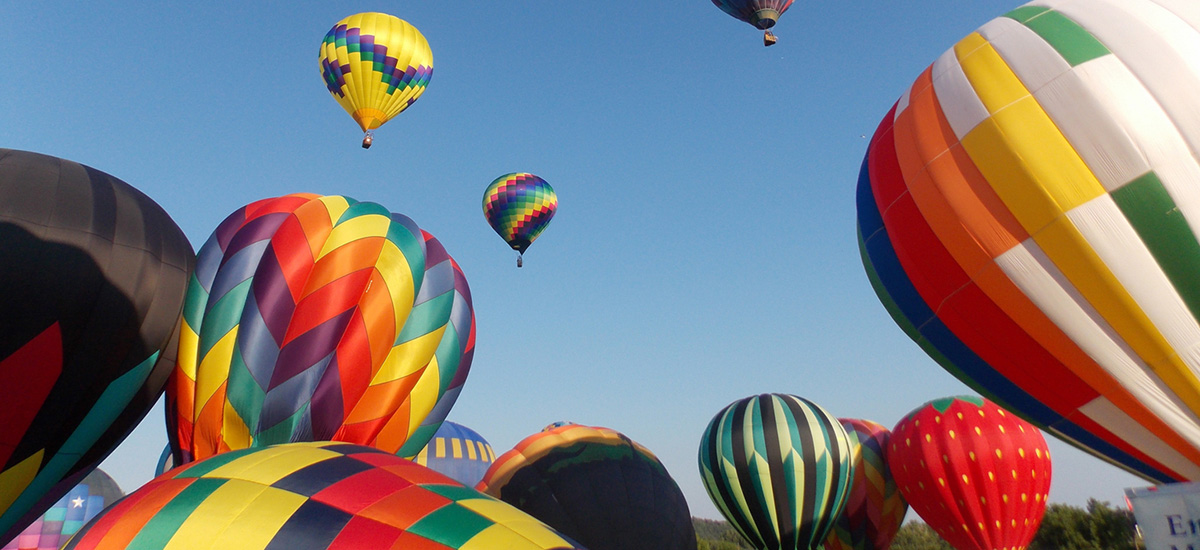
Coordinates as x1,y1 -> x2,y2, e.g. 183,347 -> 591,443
693,499 -> 1142,550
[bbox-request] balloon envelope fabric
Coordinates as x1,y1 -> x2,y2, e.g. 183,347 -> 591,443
319,12 -> 433,134
710,0 -> 793,29
411,422 -> 495,488
4,469 -> 122,550
698,393 -> 854,550
479,424 -> 697,550
857,0 -> 1200,484
888,396 -> 1051,550
822,419 -> 907,550
167,194 -> 473,465
482,173 -> 557,257
0,149 -> 193,543
61,442 -> 583,550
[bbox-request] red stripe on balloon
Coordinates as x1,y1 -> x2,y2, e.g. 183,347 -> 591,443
0,323 -> 62,465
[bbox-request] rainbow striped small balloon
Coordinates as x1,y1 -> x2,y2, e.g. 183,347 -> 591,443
482,173 -> 557,266
823,419 -> 907,550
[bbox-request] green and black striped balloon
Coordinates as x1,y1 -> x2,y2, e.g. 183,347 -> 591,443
698,394 -> 855,550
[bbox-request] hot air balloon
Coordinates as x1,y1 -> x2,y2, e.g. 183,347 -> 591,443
166,194 -> 473,466
479,424 -> 697,550
857,0 -> 1200,486
319,12 -> 433,149
411,421 -> 495,488
62,442 -> 584,550
887,397 -> 1051,550
698,394 -> 854,550
711,0 -> 793,45
0,149 -> 193,543
3,469 -> 122,550
823,419 -> 907,550
482,173 -> 557,267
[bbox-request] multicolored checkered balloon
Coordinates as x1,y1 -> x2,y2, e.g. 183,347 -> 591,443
61,442 -> 583,550
319,12 -> 432,147
482,173 -> 557,267
823,419 -> 907,550
167,194 -> 474,465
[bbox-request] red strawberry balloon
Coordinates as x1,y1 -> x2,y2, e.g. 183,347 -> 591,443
888,396 -> 1051,550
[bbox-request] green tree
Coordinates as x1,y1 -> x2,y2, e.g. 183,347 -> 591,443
1029,499 -> 1139,550
890,521 -> 954,550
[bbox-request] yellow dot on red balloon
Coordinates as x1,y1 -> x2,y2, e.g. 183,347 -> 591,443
920,459 -> 926,468
925,434 -> 932,443
1022,493 -> 1028,502
977,522 -> 984,530
1019,448 -> 1026,458
975,427 -> 982,436
980,496 -> 987,505
1032,470 -> 1038,478
995,449 -> 1003,459
1036,493 -> 1043,502
950,430 -> 957,439
998,409 -> 1006,417
961,524 -> 969,532
1003,495 -> 1009,503
935,416 -> 941,424
942,455 -> 948,464
957,412 -> 964,420
999,425 -> 1006,434
969,451 -> 976,461
906,438 -> 912,447
962,474 -> 969,484
919,481 -> 925,490
1012,469 -> 1018,479
978,410 -> 985,418
995,520 -> 1001,528
938,478 -> 946,487
915,420 -> 921,427
1011,519 -> 1017,527
988,471 -> 995,481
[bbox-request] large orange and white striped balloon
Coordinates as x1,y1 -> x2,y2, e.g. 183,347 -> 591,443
858,0 -> 1200,485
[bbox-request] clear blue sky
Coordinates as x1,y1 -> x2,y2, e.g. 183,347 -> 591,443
2,1 -> 1146,521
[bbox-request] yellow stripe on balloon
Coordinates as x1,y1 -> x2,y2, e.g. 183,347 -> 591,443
176,319 -> 200,380
183,483 -> 308,550
956,33 -> 1200,413
376,240 -> 416,335
372,327 -> 446,384
0,451 -> 41,514
318,214 -> 390,261
402,358 -> 442,436
205,445 -> 341,485
193,329 -> 238,424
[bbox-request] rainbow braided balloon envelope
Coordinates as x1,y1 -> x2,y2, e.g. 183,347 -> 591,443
319,13 -> 432,142
479,424 -> 696,550
3,469 -> 122,550
412,421 -> 495,488
710,0 -> 793,29
857,0 -> 1200,484
482,173 -> 557,264
887,397 -> 1051,550
822,419 -> 907,550
61,442 -> 584,550
698,394 -> 854,550
167,193 -> 474,465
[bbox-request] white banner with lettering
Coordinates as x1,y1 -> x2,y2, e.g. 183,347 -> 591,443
1126,482 -> 1200,550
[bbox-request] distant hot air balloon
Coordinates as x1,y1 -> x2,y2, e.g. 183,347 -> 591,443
319,12 -> 433,149
857,0 -> 1200,485
888,396 -> 1051,550
711,0 -> 793,45
480,424 -> 697,550
823,419 -> 907,550
62,442 -> 584,550
698,394 -> 854,550
482,173 -> 557,267
3,469 -> 122,550
166,194 -> 473,466
411,421 -> 495,488
0,149 -> 194,543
